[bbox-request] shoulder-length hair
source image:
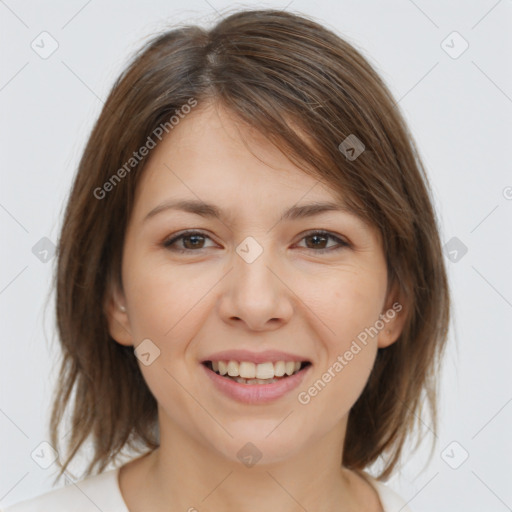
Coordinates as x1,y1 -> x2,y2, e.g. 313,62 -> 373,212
49,8 -> 450,484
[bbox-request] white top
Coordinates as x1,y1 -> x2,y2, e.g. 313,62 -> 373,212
2,467 -> 413,511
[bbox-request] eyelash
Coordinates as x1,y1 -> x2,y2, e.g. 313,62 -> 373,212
162,230 -> 350,254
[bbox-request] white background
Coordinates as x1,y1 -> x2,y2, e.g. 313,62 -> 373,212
1,0 -> 511,510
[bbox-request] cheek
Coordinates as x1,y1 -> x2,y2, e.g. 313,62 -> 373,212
124,259 -> 209,437
297,282 -> 381,426
294,269 -> 383,414
124,254 -> 206,341
306,266 -> 386,346
299,344 -> 377,432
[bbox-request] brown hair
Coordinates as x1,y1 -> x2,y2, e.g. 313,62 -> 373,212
49,8 -> 450,484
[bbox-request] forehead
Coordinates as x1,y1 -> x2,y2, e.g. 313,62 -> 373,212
131,102 -> 378,238
141,103 -> 320,186
136,103 -> 336,203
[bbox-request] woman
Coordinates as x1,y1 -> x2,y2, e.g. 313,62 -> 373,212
4,8 -> 449,512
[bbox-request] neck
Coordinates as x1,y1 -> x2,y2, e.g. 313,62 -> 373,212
120,412 -> 381,512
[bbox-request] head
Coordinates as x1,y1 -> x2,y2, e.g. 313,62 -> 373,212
50,8 -> 450,483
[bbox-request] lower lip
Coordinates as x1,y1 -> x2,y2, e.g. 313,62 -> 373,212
201,363 -> 311,404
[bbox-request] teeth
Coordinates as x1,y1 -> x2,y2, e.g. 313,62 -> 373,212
255,362 -> 274,379
209,359 -> 306,380
285,361 -> 296,376
274,361 -> 285,377
218,361 -> 228,375
234,377 -> 280,384
239,361 -> 256,379
227,361 -> 239,377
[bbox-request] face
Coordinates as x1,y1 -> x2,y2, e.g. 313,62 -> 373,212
107,101 -> 406,465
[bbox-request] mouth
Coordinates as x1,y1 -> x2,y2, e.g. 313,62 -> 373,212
202,360 -> 312,385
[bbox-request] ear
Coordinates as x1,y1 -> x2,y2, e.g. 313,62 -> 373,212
104,276 -> 134,347
377,278 -> 408,349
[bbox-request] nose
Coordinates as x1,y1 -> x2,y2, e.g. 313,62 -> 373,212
217,240 -> 294,332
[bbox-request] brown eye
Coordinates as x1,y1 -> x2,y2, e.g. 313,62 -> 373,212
163,229 -> 349,255
180,234 -> 206,249
163,231 -> 215,252
298,231 -> 349,253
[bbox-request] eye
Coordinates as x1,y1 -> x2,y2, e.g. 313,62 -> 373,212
162,230 -> 216,253
162,229 -> 349,254
295,230 -> 350,253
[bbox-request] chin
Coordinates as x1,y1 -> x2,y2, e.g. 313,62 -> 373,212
207,421 -> 311,467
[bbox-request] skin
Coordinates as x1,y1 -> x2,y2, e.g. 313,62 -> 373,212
106,100 -> 407,512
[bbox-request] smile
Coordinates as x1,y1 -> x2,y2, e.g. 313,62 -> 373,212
203,360 -> 311,384
201,358 -> 312,404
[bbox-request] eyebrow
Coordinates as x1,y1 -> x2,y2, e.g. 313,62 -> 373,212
143,198 -> 360,224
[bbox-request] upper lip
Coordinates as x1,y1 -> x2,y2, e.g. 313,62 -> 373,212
201,349 -> 310,364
